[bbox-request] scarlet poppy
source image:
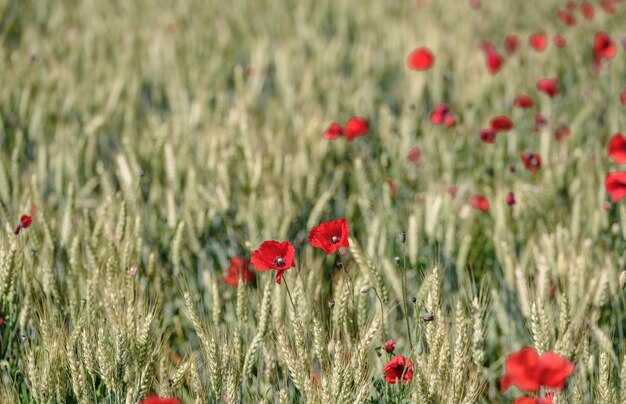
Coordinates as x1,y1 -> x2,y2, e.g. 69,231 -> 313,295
535,114 -> 547,130
430,104 -> 456,127
407,48 -> 434,71
479,129 -> 496,144
514,95 -> 534,109
384,339 -> 396,353
323,122 -> 344,140
501,347 -> 574,392
529,32 -> 548,52
141,395 -> 181,404
600,0 -> 616,14
521,151 -> 542,173
506,192 -> 516,206
344,116 -> 369,142
384,355 -> 413,384
469,195 -> 490,212
408,146 -> 421,166
606,172 -> 626,202
251,240 -> 296,284
554,124 -> 571,142
485,52 -> 503,75
504,35 -> 520,54
580,2 -> 594,20
490,116 -> 514,132
536,78 -> 559,98
593,32 -> 616,62
557,10 -> 576,25
480,40 -> 497,55
14,204 -> 36,235
222,257 -> 255,286
553,35 -> 566,48
308,218 -> 350,254
514,392 -> 554,404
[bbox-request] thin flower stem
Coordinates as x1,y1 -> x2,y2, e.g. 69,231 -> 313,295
401,244 -> 414,352
339,257 -> 359,338
373,287 -> 387,344
282,276 -> 297,313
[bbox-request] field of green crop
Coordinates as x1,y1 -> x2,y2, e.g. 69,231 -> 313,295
1,0 -> 626,402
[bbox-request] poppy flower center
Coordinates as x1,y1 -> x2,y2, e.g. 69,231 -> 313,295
331,235 -> 340,244
274,257 -> 286,268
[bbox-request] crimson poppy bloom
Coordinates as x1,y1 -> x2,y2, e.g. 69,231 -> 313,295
504,35 -> 520,54
14,204 -> 36,235
608,133 -> 626,164
344,116 -> 369,142
621,87 -> 626,106
384,339 -> 396,353
308,218 -> 350,254
554,124 -> 571,142
430,104 -> 456,127
521,151 -> 542,173
501,347 -> 574,393
529,32 -> 548,52
407,48 -> 434,71
485,51 -> 503,75
535,114 -> 547,130
141,395 -> 181,404
606,172 -> 626,202
581,2 -> 594,20
515,392 -> 554,404
323,122 -> 344,140
384,355 -> 413,384
491,116 -> 514,132
593,32 -> 616,63
506,192 -> 516,206
479,129 -> 497,144
553,35 -> 566,48
557,9 -> 576,25
469,195 -> 490,212
536,78 -> 559,97
408,146 -> 421,166
251,241 -> 296,284
222,257 -> 255,286
514,95 -> 534,109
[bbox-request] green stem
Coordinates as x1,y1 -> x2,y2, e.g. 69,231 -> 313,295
373,287 -> 387,344
282,277 -> 297,313
401,244 -> 414,352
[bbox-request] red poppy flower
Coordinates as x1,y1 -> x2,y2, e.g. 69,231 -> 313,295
481,40 -> 497,55
501,347 -> 574,393
536,78 -> 559,98
490,116 -> 514,132
469,195 -> 490,212
580,2 -> 594,19
553,35 -> 566,48
384,339 -> 396,353
600,0 -> 616,14
384,355 -> 413,384
621,87 -> 626,106
593,32 -> 616,62
344,116 -> 369,142
535,114 -> 547,130
554,124 -> 571,142
609,134 -> 626,164
308,218 -> 350,254
515,392 -> 554,404
141,395 -> 181,404
514,95 -> 534,109
504,35 -> 520,54
506,192 -> 516,206
606,172 -> 626,202
323,122 -> 344,140
479,129 -> 497,144
14,204 -> 36,235
408,146 -> 421,166
485,52 -> 503,75
222,257 -> 255,286
407,48 -> 434,71
430,104 -> 456,127
521,151 -> 542,173
251,240 -> 296,284
566,0 -> 576,10
557,9 -> 576,25
529,32 -> 548,52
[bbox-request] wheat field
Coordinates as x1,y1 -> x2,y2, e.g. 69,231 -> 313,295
1,0 -> 626,403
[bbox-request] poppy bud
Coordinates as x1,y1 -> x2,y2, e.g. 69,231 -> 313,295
394,256 -> 401,266
328,299 -> 335,309
399,231 -> 406,243
411,297 -> 417,304
335,259 -> 343,267
620,271 -> 626,289
420,311 -> 435,322
506,192 -> 516,206
384,339 -> 396,353
360,286 -> 371,294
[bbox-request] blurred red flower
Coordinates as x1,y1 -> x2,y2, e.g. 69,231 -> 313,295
384,355 -> 413,384
430,104 -> 456,127
515,392 -> 554,404
557,9 -> 576,26
504,35 -> 520,54
600,0 -> 616,14
14,204 -> 36,235
344,116 -> 369,142
537,78 -> 559,97
529,32 -> 548,52
491,116 -> 514,132
535,114 -> 547,130
605,172 -> 626,202
407,47 -> 434,71
580,2 -> 594,20
554,124 -> 571,142
506,192 -> 516,206
521,151 -> 542,173
141,395 -> 181,404
384,339 -> 396,353
608,134 -> 626,164
408,146 -> 421,166
501,347 -> 574,392
251,240 -> 296,284
470,195 -> 490,212
485,52 -> 503,75
222,257 -> 255,286
479,129 -> 497,144
323,122 -> 344,140
514,95 -> 534,109
593,32 -> 616,63
553,35 -> 566,48
308,218 -> 350,254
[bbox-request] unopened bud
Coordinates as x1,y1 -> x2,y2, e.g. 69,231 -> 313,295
411,296 -> 417,304
335,258 -> 343,268
399,232 -> 406,243
620,271 -> 626,289
360,286 -> 371,294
